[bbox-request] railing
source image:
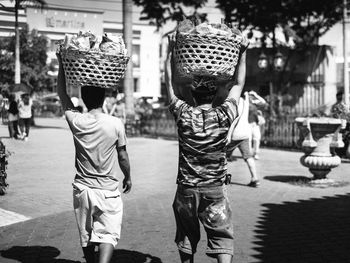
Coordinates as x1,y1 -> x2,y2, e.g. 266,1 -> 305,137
140,107 -> 301,149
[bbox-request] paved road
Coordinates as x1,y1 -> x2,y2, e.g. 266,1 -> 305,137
0,117 -> 350,263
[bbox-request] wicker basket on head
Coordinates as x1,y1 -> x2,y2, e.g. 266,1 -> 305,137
59,49 -> 129,89
174,32 -> 245,80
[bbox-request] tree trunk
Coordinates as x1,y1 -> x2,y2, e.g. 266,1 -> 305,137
15,0 -> 21,84
122,0 -> 134,117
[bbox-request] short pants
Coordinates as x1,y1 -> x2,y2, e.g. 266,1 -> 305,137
72,182 -> 123,248
250,122 -> 261,141
226,139 -> 253,160
172,184 -> 234,257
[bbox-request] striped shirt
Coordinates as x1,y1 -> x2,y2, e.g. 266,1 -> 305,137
169,97 -> 238,187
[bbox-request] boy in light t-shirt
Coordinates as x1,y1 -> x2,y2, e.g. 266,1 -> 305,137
56,54 -> 132,263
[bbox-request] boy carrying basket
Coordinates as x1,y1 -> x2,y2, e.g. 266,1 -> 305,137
56,53 -> 132,263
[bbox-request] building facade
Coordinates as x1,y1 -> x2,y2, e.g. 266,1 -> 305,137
0,0 -> 161,98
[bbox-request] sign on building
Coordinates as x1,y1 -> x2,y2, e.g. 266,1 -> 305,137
26,7 -> 103,35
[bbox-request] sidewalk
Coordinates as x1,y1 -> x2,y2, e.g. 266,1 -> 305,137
0,117 -> 350,263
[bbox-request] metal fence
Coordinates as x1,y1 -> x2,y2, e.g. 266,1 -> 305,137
140,108 -> 301,149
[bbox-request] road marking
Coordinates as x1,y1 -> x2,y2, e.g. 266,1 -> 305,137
0,208 -> 31,227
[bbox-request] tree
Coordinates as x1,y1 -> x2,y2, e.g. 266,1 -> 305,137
217,0 -> 344,48
134,0 -> 345,48
0,0 -> 46,84
0,26 -> 55,93
133,0 -> 207,28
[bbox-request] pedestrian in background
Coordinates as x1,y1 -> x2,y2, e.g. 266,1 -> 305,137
56,53 -> 132,263
226,92 -> 260,187
18,93 -> 32,141
248,91 -> 266,160
7,94 -> 19,139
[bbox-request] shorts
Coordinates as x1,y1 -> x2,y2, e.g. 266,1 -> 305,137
226,139 -> 253,160
172,184 -> 234,257
72,182 -> 123,248
250,123 -> 261,141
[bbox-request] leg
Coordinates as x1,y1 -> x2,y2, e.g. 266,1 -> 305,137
246,157 -> 259,182
216,253 -> 233,263
82,245 -> 96,263
238,140 -> 259,185
18,118 -> 25,137
252,139 -> 261,159
8,122 -> 14,138
173,186 -> 200,261
13,120 -> 19,139
24,118 -> 31,137
200,186 -> 234,261
98,243 -> 114,263
179,250 -> 194,263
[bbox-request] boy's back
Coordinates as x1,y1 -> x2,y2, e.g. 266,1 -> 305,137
66,110 -> 126,191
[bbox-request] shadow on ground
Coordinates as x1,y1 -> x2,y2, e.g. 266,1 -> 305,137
111,249 -> 162,263
253,193 -> 350,262
0,246 -> 80,262
264,175 -> 350,188
0,246 -> 163,263
32,125 -> 67,130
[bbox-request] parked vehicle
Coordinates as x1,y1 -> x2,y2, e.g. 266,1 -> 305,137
33,94 -> 63,117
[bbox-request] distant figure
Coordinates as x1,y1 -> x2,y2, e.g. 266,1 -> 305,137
7,94 -> 19,139
18,93 -> 33,141
102,90 -> 118,115
248,91 -> 266,160
331,91 -> 349,119
227,93 -> 260,187
111,99 -> 126,124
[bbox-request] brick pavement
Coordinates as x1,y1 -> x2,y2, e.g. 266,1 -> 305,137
0,117 -> 350,262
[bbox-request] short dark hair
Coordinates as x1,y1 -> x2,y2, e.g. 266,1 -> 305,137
81,86 -> 106,110
191,88 -> 216,105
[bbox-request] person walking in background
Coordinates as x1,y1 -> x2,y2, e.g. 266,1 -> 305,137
165,32 -> 247,263
226,92 -> 260,187
102,90 -> 117,115
56,54 -> 132,263
7,94 -> 19,139
111,99 -> 126,124
331,91 -> 349,119
18,93 -> 33,141
248,91 -> 267,160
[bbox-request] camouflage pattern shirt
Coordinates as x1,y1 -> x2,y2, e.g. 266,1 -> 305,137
169,97 -> 238,187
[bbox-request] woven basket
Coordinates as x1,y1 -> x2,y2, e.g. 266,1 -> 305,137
60,49 -> 129,89
174,32 -> 244,79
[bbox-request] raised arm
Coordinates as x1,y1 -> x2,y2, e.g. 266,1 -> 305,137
56,53 -> 75,111
227,51 -> 246,102
212,50 -> 246,107
165,53 -> 176,104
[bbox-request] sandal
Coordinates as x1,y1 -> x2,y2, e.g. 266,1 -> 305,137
247,180 -> 260,187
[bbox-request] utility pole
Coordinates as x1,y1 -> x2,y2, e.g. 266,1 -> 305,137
343,0 -> 349,107
15,0 -> 20,84
122,0 -> 134,118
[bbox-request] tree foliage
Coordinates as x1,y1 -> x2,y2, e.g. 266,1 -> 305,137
0,27 -> 54,92
134,0 -> 345,48
217,0 -> 344,47
133,0 -> 207,27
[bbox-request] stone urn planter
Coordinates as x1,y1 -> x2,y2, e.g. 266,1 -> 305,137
295,117 -> 347,180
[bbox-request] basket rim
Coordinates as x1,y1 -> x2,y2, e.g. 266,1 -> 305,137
176,31 -> 243,40
58,48 -> 129,59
